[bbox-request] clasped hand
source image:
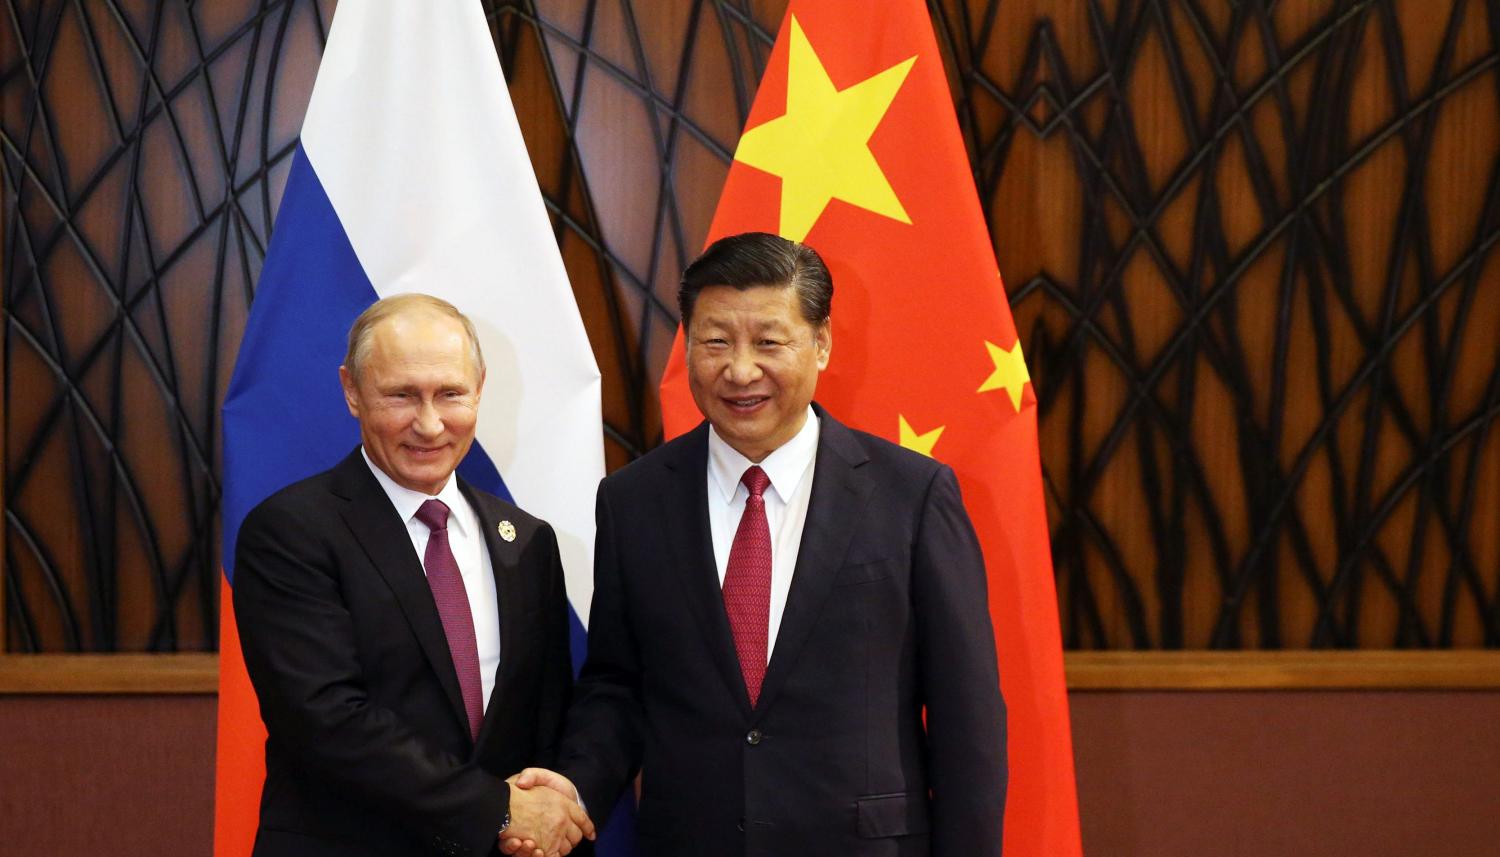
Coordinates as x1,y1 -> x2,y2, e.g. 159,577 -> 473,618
499,768 -> 594,857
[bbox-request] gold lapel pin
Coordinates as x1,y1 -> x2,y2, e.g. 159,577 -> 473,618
497,520 -> 517,542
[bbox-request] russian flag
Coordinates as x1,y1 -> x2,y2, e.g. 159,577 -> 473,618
213,2 -> 616,854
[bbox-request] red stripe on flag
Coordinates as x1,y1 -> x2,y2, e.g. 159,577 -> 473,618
659,2 -> 1082,853
214,581 -> 266,857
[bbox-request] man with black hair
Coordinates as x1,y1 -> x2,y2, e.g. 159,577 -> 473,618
515,232 -> 1007,856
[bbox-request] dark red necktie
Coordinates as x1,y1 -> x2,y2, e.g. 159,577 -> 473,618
415,499 -> 484,741
723,465 -> 772,706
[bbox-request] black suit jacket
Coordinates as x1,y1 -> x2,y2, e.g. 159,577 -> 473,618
233,449 -> 574,857
560,405 -> 1007,856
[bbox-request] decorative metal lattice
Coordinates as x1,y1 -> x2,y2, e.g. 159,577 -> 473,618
3,0 -> 1496,651
935,0 -> 1500,648
1,0 -> 333,650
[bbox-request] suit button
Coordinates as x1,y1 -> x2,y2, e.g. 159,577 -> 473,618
738,817 -> 746,832
746,729 -> 762,745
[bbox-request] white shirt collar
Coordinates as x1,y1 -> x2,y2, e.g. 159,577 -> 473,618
707,406 -> 820,504
360,447 -> 471,537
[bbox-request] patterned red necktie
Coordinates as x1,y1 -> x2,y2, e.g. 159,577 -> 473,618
414,499 -> 484,741
723,465 -> 772,706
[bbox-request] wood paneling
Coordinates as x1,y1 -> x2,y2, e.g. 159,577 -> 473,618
1,0 -> 334,652
0,695 -> 216,856
7,690 -> 1500,856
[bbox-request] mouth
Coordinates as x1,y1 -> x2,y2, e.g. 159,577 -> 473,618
401,444 -> 448,459
721,395 -> 770,414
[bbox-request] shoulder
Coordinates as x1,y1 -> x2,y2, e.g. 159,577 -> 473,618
599,424 -> 705,497
460,480 -> 542,528
233,466 -> 356,573
242,466 -> 344,532
458,479 -> 557,551
821,413 -> 948,487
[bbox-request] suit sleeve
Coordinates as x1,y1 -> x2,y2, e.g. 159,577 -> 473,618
912,465 -> 1008,854
556,482 -> 645,822
232,497 -> 508,857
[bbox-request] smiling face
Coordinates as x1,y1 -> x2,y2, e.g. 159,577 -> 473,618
685,283 -> 831,462
339,310 -> 484,495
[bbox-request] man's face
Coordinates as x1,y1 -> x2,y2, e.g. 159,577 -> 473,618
339,311 -> 484,495
686,283 -> 830,462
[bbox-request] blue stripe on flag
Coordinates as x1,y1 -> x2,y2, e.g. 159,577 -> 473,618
221,146 -> 368,578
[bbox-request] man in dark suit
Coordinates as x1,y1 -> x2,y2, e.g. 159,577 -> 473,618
233,294 -> 593,857
516,232 -> 1007,855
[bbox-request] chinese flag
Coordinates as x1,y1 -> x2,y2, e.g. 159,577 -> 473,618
658,3 -> 1083,854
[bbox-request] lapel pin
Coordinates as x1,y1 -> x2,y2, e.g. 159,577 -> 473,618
497,520 -> 517,542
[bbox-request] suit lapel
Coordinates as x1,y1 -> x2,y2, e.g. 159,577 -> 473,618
662,424 -> 757,714
329,451 -> 471,736
756,411 -> 873,714
463,482 -> 524,746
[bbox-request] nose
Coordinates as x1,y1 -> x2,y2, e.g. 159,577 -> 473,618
412,398 -> 444,437
724,347 -> 763,385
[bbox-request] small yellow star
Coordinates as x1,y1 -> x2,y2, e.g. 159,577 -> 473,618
978,339 -> 1031,412
733,16 -> 915,242
898,415 -> 945,458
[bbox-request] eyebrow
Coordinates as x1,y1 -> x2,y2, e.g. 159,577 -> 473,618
376,380 -> 474,394
695,316 -> 793,331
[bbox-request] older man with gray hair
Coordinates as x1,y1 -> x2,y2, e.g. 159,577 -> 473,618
233,294 -> 594,857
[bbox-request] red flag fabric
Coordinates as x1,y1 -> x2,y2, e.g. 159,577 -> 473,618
213,587 -> 266,857
658,3 -> 1083,854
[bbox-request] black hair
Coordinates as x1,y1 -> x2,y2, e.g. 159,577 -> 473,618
678,231 -> 832,328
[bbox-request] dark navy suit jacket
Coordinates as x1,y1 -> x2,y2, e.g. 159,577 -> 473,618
561,405 -> 1007,856
234,449 -> 574,857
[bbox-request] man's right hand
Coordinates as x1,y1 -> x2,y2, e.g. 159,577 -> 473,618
498,776 -> 594,857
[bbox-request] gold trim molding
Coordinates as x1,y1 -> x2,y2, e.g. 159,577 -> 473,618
1,651 -> 1498,695
0,654 -> 219,694
1065,651 -> 1500,690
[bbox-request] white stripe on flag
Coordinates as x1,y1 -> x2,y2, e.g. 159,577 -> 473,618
299,0 -> 604,623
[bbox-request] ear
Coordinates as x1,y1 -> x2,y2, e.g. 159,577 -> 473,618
815,318 -> 832,370
473,367 -> 486,403
339,365 -> 361,418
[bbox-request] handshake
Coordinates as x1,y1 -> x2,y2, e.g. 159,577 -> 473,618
499,768 -> 596,857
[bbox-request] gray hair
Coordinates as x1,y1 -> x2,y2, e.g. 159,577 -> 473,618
343,293 -> 485,382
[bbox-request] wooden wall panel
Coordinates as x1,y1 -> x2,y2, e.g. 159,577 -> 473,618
5,689 -> 1499,857
2,0 -> 334,651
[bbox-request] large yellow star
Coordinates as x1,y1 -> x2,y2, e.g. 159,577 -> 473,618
733,16 -> 915,242
978,340 -> 1031,412
898,415 -> 945,458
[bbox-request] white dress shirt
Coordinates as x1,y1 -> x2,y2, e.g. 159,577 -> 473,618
362,449 -> 501,712
706,407 -> 820,661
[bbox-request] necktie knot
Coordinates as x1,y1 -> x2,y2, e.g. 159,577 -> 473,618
741,465 -> 770,499
415,498 -> 451,532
